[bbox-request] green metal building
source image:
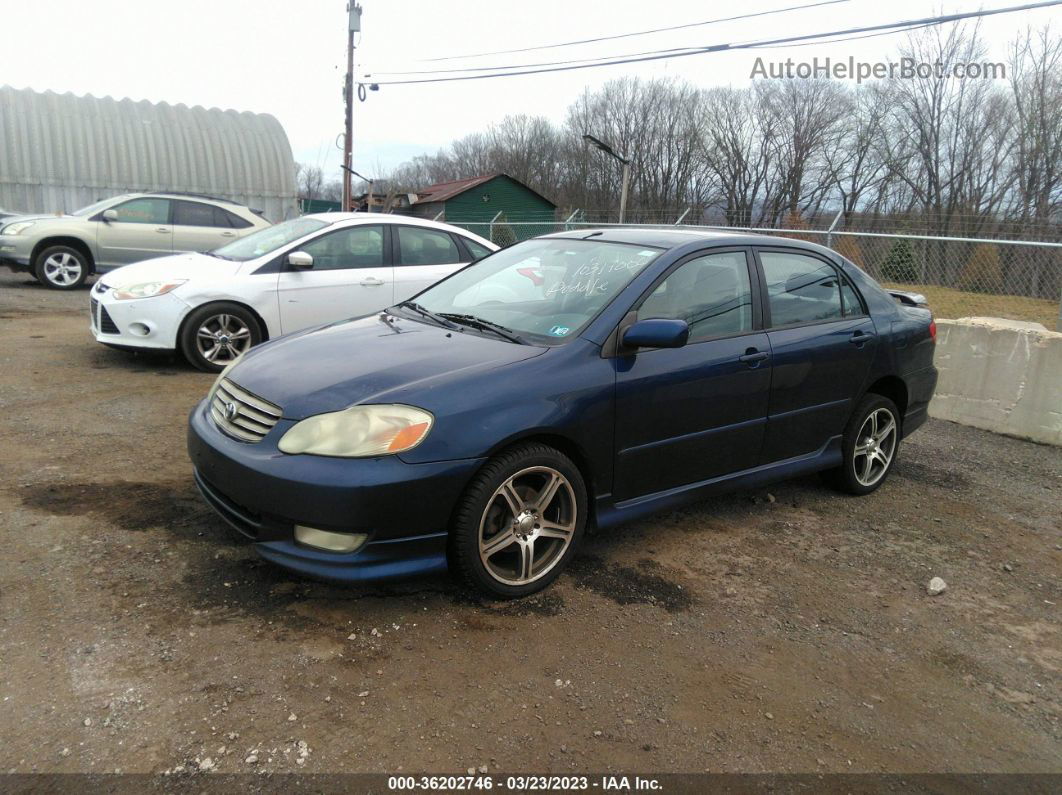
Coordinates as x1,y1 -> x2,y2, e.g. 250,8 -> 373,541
405,173 -> 557,243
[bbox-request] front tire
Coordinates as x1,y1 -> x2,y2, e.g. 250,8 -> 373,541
34,245 -> 89,290
179,302 -> 262,373
824,394 -> 900,495
450,443 -> 587,598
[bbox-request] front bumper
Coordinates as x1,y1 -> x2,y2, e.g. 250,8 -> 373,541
89,283 -> 189,351
0,234 -> 32,268
187,398 -> 485,582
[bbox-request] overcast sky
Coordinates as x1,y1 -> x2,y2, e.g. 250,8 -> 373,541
4,1 -> 1057,182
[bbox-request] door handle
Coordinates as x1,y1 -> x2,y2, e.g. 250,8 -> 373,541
220,231 -> 236,237
155,227 -> 170,234
738,349 -> 769,365
849,331 -> 876,346
359,277 -> 385,286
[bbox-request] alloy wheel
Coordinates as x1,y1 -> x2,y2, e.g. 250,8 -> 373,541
42,252 -> 83,287
478,466 -> 577,587
853,407 -> 897,487
196,313 -> 252,364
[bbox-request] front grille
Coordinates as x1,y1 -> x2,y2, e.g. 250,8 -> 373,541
90,298 -> 98,329
210,378 -> 282,443
99,306 -> 119,334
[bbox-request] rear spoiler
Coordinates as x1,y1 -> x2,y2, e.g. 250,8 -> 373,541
888,289 -> 928,307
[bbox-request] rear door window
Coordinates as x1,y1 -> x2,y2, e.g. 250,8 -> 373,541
759,251 -> 843,327
174,200 -> 221,227
396,226 -> 461,266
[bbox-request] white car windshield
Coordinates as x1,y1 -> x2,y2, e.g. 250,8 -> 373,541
212,217 -> 329,262
406,238 -> 662,345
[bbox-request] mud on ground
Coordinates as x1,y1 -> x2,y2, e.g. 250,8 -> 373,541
0,270 -> 1059,775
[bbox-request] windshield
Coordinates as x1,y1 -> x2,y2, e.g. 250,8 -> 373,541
406,238 -> 662,345
71,197 -> 129,217
212,217 -> 329,261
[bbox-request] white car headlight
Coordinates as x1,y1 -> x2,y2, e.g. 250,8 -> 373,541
278,404 -> 433,458
112,280 -> 187,300
2,221 -> 35,235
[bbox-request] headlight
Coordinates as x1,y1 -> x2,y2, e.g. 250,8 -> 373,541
112,280 -> 187,300
2,221 -> 35,235
278,404 -> 433,458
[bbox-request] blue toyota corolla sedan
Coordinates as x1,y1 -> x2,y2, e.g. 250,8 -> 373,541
187,229 -> 937,597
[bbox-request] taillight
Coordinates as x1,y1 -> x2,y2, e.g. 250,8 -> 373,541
929,319 -> 937,342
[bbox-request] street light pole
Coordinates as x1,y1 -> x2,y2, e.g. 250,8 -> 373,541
583,133 -> 631,224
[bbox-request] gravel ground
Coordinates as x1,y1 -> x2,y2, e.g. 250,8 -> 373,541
0,269 -> 1059,776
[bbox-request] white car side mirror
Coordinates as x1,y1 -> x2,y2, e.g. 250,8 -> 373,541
287,251 -> 314,269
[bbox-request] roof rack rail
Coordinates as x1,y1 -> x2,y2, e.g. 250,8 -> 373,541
144,191 -> 241,206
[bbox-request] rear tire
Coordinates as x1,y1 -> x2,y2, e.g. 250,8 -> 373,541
179,302 -> 262,373
34,245 -> 89,290
823,394 -> 901,495
450,443 -> 587,598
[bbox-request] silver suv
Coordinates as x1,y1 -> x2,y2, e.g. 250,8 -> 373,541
0,193 -> 271,290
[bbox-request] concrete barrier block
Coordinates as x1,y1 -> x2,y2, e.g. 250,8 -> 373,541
929,317 -> 1062,446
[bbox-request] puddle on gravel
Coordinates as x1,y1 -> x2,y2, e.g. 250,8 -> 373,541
21,480 -> 225,540
568,554 -> 693,612
893,459 -> 970,490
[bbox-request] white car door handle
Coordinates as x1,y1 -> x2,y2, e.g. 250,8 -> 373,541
220,231 -> 236,237
156,227 -> 170,234
360,277 -> 385,286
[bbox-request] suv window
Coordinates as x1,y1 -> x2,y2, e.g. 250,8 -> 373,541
174,200 -> 222,227
397,226 -> 461,266
760,251 -> 843,327
462,237 -> 492,261
640,251 -> 753,342
222,209 -> 253,229
112,198 -> 169,225
298,225 -> 384,270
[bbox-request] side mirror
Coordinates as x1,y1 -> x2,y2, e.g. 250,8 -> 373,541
102,209 -> 118,222
287,251 -> 314,269
622,318 -> 690,350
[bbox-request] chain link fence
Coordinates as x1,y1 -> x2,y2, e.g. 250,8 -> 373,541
443,211 -> 1062,330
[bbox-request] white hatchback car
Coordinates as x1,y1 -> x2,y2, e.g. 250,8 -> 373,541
89,213 -> 497,371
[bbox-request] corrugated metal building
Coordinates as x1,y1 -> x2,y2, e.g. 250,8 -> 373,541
0,86 -> 297,221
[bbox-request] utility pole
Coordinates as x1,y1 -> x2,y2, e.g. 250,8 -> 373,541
342,3 -> 362,212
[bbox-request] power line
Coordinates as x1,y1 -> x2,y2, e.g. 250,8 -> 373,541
362,1 -> 1062,86
415,0 -> 851,62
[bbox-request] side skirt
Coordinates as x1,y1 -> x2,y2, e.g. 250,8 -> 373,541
594,436 -> 843,529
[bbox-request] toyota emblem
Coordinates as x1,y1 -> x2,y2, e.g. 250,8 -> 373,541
224,401 -> 239,421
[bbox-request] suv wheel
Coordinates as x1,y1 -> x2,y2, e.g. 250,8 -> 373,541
180,302 -> 262,373
450,443 -> 587,598
35,245 -> 89,290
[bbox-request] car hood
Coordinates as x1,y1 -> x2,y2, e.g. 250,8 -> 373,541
0,213 -> 64,227
228,313 -> 548,419
99,253 -> 242,287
